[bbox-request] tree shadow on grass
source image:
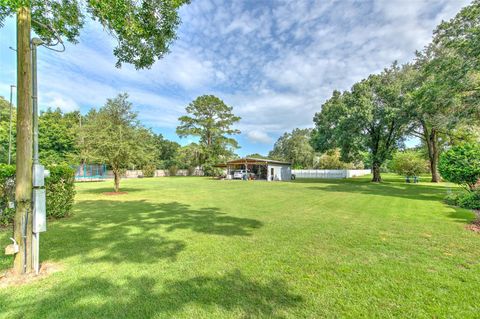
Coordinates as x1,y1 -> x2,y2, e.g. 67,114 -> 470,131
299,178 -> 477,224
80,187 -> 147,194
302,178 -> 450,202
0,270 -> 303,318
153,202 -> 262,235
42,201 -> 262,264
445,206 -> 478,224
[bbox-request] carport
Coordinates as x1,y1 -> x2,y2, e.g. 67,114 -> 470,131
225,158 -> 292,181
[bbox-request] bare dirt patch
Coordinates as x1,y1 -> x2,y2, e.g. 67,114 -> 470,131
466,210 -> 480,233
0,262 -> 63,288
466,221 -> 480,233
103,191 -> 128,196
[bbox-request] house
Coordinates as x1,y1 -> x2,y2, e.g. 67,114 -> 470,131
224,158 -> 292,181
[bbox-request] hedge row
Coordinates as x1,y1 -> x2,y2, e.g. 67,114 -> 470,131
0,164 -> 76,226
445,191 -> 480,210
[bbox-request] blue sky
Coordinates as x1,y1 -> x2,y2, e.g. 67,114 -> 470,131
0,0 -> 471,156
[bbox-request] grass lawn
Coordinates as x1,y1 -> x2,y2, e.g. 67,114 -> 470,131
0,175 -> 479,318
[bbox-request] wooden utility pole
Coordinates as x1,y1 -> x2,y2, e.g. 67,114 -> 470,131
13,6 -> 33,275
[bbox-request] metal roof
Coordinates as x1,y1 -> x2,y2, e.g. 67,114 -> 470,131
225,157 -> 291,165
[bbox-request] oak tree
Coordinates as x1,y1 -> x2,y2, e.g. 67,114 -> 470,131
406,1 -> 480,182
312,64 -> 410,182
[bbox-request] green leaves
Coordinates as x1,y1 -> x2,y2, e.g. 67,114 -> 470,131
0,97 -> 16,164
176,95 -> 241,165
82,93 -> 152,172
390,150 -> 429,177
423,0 -> 480,121
439,143 -> 480,190
434,0 -> 480,68
269,128 -> 316,169
0,163 -> 76,224
1,0 -> 189,69
45,164 -> 76,218
31,0 -> 84,45
312,64 -> 410,181
38,108 -> 80,165
88,0 -> 187,68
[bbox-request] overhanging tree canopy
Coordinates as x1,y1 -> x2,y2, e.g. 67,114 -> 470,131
404,1 -> 480,183
1,0 -> 190,69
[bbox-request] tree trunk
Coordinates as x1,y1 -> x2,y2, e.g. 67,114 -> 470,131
423,125 -> 440,183
113,170 -> 121,192
372,163 -> 382,182
13,6 -> 33,275
430,143 -> 440,183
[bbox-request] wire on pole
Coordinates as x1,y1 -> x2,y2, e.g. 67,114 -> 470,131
31,19 -> 65,52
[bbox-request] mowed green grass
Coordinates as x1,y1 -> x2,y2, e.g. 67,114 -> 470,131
0,175 -> 479,318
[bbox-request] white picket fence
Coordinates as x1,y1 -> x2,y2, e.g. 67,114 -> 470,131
292,169 -> 371,179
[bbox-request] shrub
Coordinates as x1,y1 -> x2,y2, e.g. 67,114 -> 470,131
168,165 -> 178,176
457,191 -> 480,210
45,165 -> 76,219
202,163 -> 223,177
187,166 -> 196,176
202,163 -> 213,176
390,151 -> 429,177
444,191 -> 480,210
439,143 -> 480,191
444,192 -> 460,206
0,164 -> 76,225
142,164 -> 156,177
0,164 -> 16,226
316,149 -> 362,169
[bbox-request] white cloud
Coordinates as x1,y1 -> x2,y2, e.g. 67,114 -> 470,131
0,0 -> 472,155
41,92 -> 79,112
150,48 -> 218,90
246,130 -> 273,144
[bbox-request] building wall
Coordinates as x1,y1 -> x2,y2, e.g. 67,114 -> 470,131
267,164 -> 292,181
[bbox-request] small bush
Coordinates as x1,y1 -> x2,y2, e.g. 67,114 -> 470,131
187,167 -> 196,176
316,149 -> 362,169
168,165 -> 178,176
444,190 -> 480,210
45,165 -> 76,219
439,143 -> 480,190
0,206 -> 14,227
0,164 -> 16,180
444,192 -> 460,206
0,164 -> 75,225
0,164 -> 15,226
391,151 -> 429,177
457,191 -> 480,210
142,164 -> 156,177
202,163 -> 223,177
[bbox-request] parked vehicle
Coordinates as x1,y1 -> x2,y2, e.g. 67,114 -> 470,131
233,170 -> 246,179
233,170 -> 255,180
